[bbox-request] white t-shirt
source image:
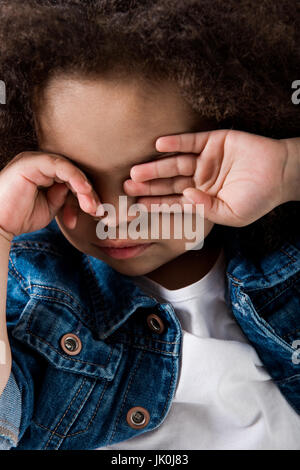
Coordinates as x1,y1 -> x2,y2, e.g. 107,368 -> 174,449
100,249 -> 300,450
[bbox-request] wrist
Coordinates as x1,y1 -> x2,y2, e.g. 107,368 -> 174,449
280,137 -> 300,203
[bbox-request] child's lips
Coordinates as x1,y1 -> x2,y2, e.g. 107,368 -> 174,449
94,243 -> 153,259
94,240 -> 148,248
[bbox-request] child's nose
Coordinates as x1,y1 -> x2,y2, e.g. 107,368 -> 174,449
94,192 -> 141,228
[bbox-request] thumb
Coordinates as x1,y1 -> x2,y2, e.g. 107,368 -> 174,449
182,187 -> 238,226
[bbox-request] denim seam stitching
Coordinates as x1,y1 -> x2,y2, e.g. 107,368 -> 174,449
254,272 -> 300,313
108,349 -> 145,444
54,380 -> 96,448
251,259 -> 296,280
244,270 -> 300,295
10,243 -> 63,257
67,379 -> 109,437
32,379 -> 109,438
26,311 -> 113,368
86,256 -> 109,325
282,328 -> 300,340
275,373 -> 300,385
243,294 -> 296,353
117,333 -> 179,345
111,340 -> 178,356
226,273 -> 242,283
8,256 -> 28,291
32,421 -> 64,437
27,293 -> 93,328
28,293 -> 81,315
25,284 -> 83,310
226,250 -> 298,285
160,356 -> 176,419
43,377 -> 87,449
280,248 -> 297,262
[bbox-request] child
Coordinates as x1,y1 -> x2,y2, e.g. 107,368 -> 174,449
0,0 -> 299,450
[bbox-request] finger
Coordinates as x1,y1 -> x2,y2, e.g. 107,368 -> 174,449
155,130 -> 229,155
18,153 -> 91,192
124,175 -> 195,196
60,176 -> 103,217
47,186 -> 78,229
17,152 -> 103,215
182,187 -> 247,226
46,183 -> 70,220
62,191 -> 79,229
63,180 -> 100,217
135,194 -> 194,213
130,154 -> 196,182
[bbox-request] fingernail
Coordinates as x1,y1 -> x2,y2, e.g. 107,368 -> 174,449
156,137 -> 165,151
183,190 -> 195,204
96,204 -> 105,217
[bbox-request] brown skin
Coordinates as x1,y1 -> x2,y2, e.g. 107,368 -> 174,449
1,1 -> 300,262
34,75 -> 220,288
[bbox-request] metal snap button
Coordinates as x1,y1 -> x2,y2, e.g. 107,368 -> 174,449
60,333 -> 82,356
126,407 -> 150,429
147,313 -> 165,334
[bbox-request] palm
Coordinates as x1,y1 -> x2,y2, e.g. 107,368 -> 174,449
194,131 -> 285,224
0,174 -> 59,235
125,130 -> 287,226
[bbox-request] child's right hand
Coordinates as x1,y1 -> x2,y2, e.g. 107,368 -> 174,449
0,151 -> 102,242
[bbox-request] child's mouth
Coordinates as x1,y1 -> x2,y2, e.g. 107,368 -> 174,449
92,242 -> 154,259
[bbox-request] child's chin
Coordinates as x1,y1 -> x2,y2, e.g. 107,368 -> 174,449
106,252 -> 181,278
105,258 -> 164,277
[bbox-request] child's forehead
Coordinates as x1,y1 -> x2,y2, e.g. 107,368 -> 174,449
35,78 -> 199,138
34,75 -> 216,171
36,75 -> 197,122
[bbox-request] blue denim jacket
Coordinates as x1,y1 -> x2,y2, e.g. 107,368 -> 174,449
0,219 -> 299,450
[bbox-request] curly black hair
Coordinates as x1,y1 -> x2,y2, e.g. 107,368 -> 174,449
0,0 -> 299,259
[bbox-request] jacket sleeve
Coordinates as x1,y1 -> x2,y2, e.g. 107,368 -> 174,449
0,253 -> 34,449
0,371 -> 22,449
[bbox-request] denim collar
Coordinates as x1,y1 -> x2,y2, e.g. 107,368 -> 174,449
225,239 -> 300,290
82,252 -> 160,339
84,237 -> 299,340
18,218 -> 300,339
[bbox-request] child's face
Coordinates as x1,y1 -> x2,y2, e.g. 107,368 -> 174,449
35,75 -> 216,276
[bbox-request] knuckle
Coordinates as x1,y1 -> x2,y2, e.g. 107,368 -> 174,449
192,133 -> 198,153
173,176 -> 180,191
179,134 -> 184,151
43,154 -> 58,166
9,151 -> 31,165
52,155 -> 66,166
52,155 -> 76,176
13,151 -> 28,159
3,151 -> 43,171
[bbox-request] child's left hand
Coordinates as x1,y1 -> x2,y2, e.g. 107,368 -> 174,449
123,130 -> 300,227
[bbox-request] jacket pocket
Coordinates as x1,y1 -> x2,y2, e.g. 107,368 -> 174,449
10,297 -> 124,448
11,297 -> 123,380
